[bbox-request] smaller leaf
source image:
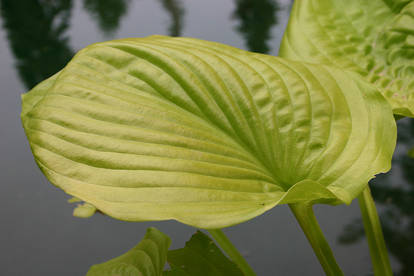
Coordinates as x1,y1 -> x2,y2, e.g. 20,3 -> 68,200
73,202 -> 96,218
87,227 -> 171,276
167,231 -> 244,276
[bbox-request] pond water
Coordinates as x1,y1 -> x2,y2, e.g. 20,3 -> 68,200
1,0 -> 413,275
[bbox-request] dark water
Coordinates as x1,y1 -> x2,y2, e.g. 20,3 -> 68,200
0,1 -> 412,275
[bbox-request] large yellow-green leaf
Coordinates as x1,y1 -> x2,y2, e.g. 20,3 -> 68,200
21,36 -> 396,229
279,0 -> 414,117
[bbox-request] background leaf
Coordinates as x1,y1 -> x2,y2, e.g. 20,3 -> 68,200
21,36 -> 396,228
166,231 -> 243,276
87,227 -> 171,276
279,0 -> 414,117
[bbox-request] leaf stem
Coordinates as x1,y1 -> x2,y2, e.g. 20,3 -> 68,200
208,229 -> 256,276
358,186 -> 393,276
289,203 -> 344,276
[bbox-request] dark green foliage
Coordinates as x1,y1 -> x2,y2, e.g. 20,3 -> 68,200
167,231 -> 244,276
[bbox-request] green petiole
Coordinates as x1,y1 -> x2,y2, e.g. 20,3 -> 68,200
358,185 -> 393,276
290,203 -> 344,276
208,229 -> 257,276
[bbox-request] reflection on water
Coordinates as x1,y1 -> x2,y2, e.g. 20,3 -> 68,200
0,0 -> 74,89
83,0 -> 130,35
0,0 -> 282,91
158,0 -> 184,37
0,0 -> 186,90
232,0 -> 279,54
339,118 -> 414,276
0,0 -> 282,90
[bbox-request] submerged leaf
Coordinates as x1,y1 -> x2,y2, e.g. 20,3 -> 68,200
87,227 -> 171,276
21,36 -> 396,228
279,0 -> 414,117
167,231 -> 243,276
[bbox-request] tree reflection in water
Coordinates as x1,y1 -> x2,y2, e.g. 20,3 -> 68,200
158,0 -> 185,37
0,0 -> 73,89
232,0 -> 279,54
339,118 -> 414,276
83,0 -> 130,35
1,0 -> 185,91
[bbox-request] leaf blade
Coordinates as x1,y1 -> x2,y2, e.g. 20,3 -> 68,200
22,36 -> 396,228
279,0 -> 414,117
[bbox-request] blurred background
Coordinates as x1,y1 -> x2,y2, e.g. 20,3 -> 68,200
0,0 -> 413,275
